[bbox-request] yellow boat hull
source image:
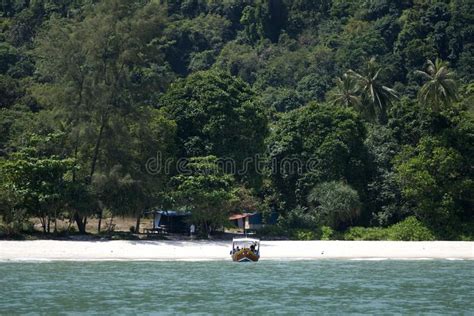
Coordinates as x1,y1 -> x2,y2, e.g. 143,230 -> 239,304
232,248 -> 259,262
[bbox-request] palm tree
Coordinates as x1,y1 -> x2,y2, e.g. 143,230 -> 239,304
346,58 -> 398,123
329,74 -> 362,108
414,58 -> 458,111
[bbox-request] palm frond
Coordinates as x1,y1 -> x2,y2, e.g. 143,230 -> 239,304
382,86 -> 399,99
414,70 -> 433,81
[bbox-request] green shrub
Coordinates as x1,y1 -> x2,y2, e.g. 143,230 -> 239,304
284,206 -> 318,230
458,231 -> 474,241
344,226 -> 391,240
291,229 -> 318,240
21,222 -> 35,234
432,221 -> 474,241
388,216 -> 435,241
456,222 -> 474,241
0,223 -> 26,239
257,225 -> 287,238
344,217 -> 436,241
308,181 -> 361,229
321,226 -> 334,240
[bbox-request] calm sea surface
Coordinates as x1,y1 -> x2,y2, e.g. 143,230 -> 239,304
0,260 -> 473,315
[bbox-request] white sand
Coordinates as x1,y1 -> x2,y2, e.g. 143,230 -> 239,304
0,240 -> 473,261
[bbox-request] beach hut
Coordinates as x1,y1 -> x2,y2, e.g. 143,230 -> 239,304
147,209 -> 191,234
229,213 -> 263,231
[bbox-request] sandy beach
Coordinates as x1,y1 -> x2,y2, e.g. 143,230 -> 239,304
0,240 -> 473,261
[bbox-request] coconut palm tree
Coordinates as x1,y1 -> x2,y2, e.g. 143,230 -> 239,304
329,74 -> 362,108
346,58 -> 398,123
414,58 -> 458,111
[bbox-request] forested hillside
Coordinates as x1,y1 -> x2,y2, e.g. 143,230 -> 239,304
0,0 -> 473,240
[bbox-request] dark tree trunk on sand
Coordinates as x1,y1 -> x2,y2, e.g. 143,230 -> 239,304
97,210 -> 103,233
75,115 -> 106,235
203,220 -> 211,239
74,213 -> 87,234
135,215 -> 141,234
40,215 -> 47,233
107,216 -> 114,234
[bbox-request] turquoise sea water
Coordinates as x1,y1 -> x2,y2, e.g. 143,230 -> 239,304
1,260 -> 473,315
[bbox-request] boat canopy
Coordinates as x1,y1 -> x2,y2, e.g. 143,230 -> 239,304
232,237 -> 260,243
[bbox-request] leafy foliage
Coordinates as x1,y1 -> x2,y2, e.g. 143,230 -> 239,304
0,133 -> 77,232
389,216 -> 435,241
161,70 -> 268,186
308,181 -> 361,230
343,226 -> 390,241
268,103 -> 368,210
171,156 -> 239,236
291,229 -> 318,241
344,216 -> 435,241
394,136 -> 473,233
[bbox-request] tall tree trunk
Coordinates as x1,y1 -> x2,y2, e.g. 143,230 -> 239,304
204,220 -> 210,239
107,216 -> 114,234
74,212 -> 86,234
97,210 -> 103,234
135,215 -> 141,234
70,140 -> 81,234
75,114 -> 106,236
40,215 -> 46,234
89,115 -> 107,182
72,143 -> 78,183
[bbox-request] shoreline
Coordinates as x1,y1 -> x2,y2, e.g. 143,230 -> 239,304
1,240 -> 473,261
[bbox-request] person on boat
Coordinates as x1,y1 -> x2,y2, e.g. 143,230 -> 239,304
250,244 -> 255,252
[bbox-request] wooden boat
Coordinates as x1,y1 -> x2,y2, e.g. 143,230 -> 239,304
230,237 -> 260,262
